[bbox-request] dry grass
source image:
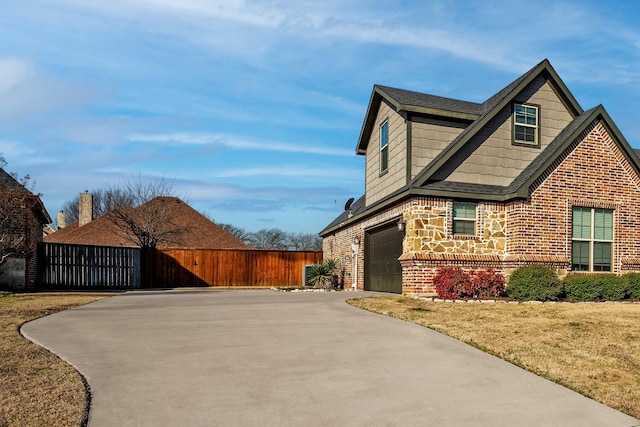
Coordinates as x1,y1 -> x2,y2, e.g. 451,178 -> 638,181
0,292 -> 111,427
348,296 -> 640,419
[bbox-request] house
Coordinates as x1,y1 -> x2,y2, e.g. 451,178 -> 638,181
320,59 -> 640,295
0,169 -> 52,289
45,194 -> 250,249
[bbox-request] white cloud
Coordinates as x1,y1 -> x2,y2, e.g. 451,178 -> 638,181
127,132 -> 353,156
210,165 -> 360,180
0,56 -> 96,127
0,57 -> 35,95
0,139 -> 38,160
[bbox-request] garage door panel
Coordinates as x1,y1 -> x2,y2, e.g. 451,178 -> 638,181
365,224 -> 403,293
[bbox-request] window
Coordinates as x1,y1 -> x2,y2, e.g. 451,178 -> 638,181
513,103 -> 539,146
453,202 -> 476,235
380,120 -> 389,174
572,207 -> 613,272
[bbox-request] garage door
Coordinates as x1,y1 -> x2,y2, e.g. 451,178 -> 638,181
365,223 -> 403,293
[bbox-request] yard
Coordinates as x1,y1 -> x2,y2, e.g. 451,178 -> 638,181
0,292 -> 111,427
348,296 -> 640,419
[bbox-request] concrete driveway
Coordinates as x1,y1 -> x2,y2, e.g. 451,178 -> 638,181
22,290 -> 639,427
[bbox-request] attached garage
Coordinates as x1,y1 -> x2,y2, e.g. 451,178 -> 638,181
364,222 -> 403,293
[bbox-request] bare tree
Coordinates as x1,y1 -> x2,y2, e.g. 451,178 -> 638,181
246,228 -> 289,250
287,232 -> 322,251
0,157 -> 33,191
0,157 -> 43,265
217,223 -> 322,250
105,175 -> 188,248
218,223 -> 251,243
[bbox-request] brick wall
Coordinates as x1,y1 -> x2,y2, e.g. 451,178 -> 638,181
511,120 -> 640,274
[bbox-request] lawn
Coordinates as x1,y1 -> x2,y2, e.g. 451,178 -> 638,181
0,292 -> 111,427
348,296 -> 640,419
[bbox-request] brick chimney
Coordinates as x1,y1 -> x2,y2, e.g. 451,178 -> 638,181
56,210 -> 66,229
79,192 -> 93,227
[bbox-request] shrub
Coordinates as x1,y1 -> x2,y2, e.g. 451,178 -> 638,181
471,269 -> 506,298
507,265 -> 563,301
600,275 -> 627,301
563,274 -> 603,301
434,267 -> 505,299
433,267 -> 471,299
308,259 -> 340,289
624,273 -> 640,300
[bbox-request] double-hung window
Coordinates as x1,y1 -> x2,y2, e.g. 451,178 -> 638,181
572,207 -> 613,272
453,202 -> 476,236
380,120 -> 389,174
513,103 -> 539,146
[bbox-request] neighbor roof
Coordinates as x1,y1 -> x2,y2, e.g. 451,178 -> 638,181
0,168 -> 52,224
45,196 -> 250,249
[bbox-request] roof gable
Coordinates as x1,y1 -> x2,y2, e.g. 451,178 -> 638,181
0,168 -> 52,224
413,105 -> 640,199
355,85 -> 481,154
411,59 -> 584,188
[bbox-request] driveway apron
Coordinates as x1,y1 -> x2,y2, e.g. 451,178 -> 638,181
22,290 -> 639,427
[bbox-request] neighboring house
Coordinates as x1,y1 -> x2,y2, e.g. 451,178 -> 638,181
45,195 -> 250,249
320,59 -> 640,295
0,169 -> 52,289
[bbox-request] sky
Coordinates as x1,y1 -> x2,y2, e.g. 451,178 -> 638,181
2,1 -> 640,234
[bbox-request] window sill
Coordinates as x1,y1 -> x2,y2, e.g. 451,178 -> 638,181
512,140 -> 540,148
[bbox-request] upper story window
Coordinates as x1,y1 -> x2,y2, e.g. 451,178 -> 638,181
453,202 -> 476,236
380,120 -> 389,174
572,207 -> 613,272
513,103 -> 539,147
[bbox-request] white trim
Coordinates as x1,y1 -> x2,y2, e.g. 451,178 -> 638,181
514,104 -> 538,145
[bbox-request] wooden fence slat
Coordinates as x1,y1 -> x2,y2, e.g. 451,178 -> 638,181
38,243 -> 141,289
142,248 -> 322,288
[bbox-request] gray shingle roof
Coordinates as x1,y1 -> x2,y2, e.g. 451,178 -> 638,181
375,85 -> 482,116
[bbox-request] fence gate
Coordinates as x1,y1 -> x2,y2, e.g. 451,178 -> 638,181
38,243 -> 141,289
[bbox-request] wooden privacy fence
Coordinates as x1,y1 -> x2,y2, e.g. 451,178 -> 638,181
143,248 -> 323,288
38,242 -> 141,289
37,243 -> 322,289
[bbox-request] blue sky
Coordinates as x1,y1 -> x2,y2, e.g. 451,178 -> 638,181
2,1 -> 640,233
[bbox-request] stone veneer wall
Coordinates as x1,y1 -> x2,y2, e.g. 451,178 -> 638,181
399,199 -> 509,294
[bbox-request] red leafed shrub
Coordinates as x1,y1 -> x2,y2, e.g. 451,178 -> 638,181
434,267 -> 505,299
470,269 -> 506,298
434,267 -> 471,299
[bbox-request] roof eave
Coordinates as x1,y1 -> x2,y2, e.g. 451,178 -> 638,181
319,190 -> 412,236
412,187 -> 524,202
320,185 -> 528,236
